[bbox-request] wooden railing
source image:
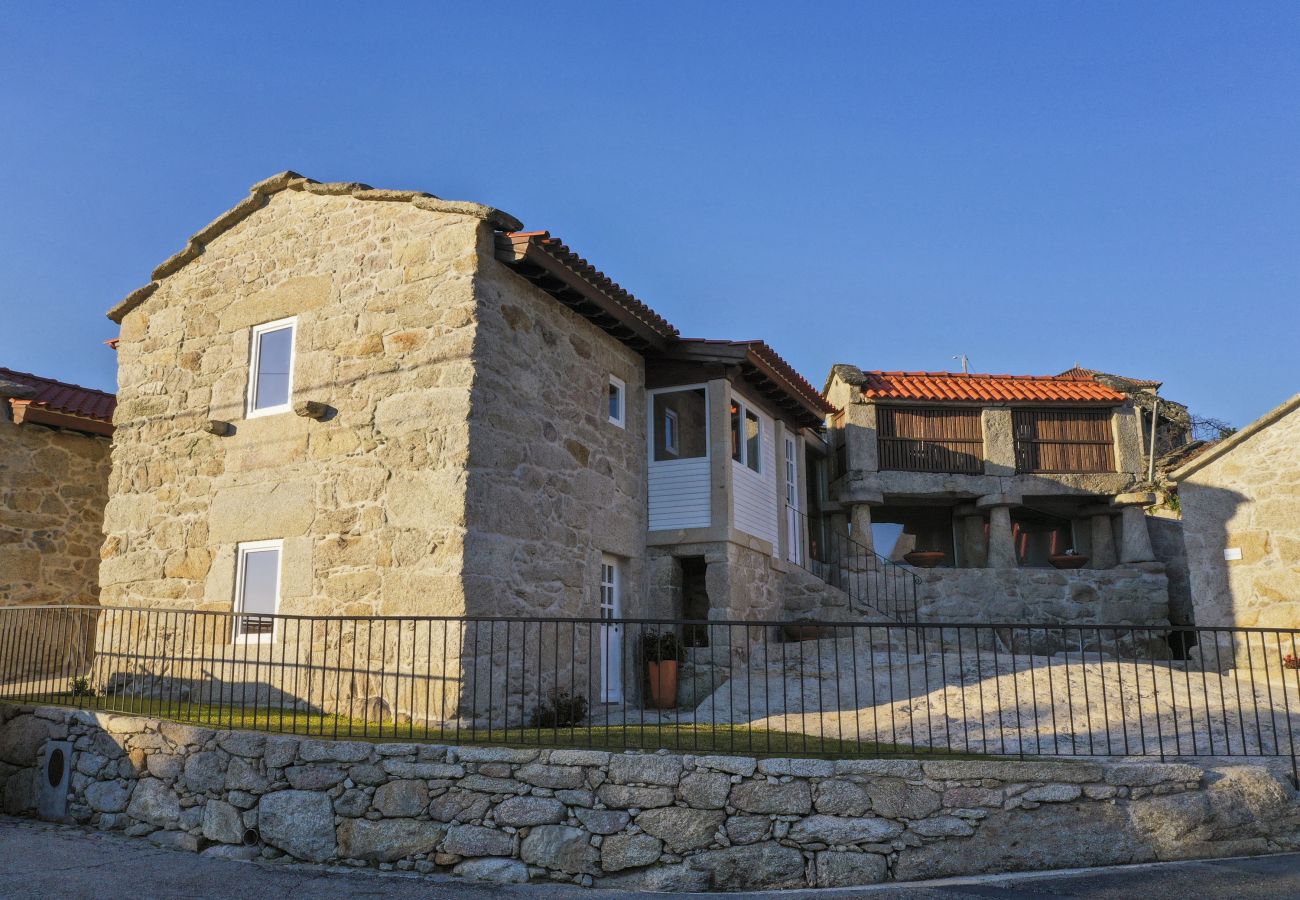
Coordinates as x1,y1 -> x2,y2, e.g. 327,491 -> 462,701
877,406 -> 983,474
1014,408 -> 1115,474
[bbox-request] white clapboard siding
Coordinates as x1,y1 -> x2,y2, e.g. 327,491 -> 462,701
732,409 -> 779,551
649,457 -> 711,530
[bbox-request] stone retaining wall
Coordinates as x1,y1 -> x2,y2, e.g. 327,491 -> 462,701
2,703 -> 1298,891
917,566 -> 1171,630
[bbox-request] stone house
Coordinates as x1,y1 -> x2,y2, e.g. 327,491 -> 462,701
1171,393 -> 1300,639
824,366 -> 1171,627
0,368 -> 114,608
99,172 -> 836,715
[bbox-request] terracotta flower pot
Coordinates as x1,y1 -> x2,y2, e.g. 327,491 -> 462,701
646,660 -> 678,709
903,550 -> 945,568
1049,554 -> 1090,570
781,623 -> 827,643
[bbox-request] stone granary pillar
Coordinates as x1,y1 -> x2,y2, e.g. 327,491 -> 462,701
849,502 -> 876,554
977,494 -> 1020,569
1083,505 -> 1119,569
1114,492 -> 1159,564
954,504 -> 987,568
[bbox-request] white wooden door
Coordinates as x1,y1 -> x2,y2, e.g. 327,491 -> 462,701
598,556 -> 623,703
785,437 -> 802,565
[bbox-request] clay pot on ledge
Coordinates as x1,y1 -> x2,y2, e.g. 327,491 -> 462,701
903,550 -> 946,568
1049,554 -> 1090,570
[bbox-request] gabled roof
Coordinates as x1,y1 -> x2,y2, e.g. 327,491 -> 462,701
107,171 -> 523,324
842,369 -> 1127,405
1170,393 -> 1300,481
495,231 -> 678,351
657,339 -> 834,428
106,171 -> 680,354
0,367 -> 115,435
1059,366 -> 1163,390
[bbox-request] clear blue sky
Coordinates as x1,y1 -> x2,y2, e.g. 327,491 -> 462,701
2,2 -> 1296,426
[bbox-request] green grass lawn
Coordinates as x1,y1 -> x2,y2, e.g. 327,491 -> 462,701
7,692 -> 988,759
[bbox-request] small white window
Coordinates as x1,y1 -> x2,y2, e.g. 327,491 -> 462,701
729,398 -> 762,473
247,317 -> 296,417
608,375 -> 626,428
663,408 -> 680,456
233,539 -> 282,642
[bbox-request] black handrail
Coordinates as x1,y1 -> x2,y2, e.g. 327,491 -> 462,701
786,504 -> 921,622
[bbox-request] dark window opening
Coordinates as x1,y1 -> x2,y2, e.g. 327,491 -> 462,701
680,556 -> 709,647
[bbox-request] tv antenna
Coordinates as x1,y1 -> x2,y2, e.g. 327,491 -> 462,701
952,354 -> 971,374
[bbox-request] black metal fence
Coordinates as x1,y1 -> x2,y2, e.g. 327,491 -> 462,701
1,605 -> 1298,773
790,506 -> 921,622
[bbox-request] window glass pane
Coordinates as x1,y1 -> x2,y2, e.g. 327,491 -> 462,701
745,409 -> 761,472
240,549 -> 280,615
608,382 -> 621,421
254,326 -> 293,410
237,546 -> 279,636
653,389 -> 707,461
730,402 -> 742,462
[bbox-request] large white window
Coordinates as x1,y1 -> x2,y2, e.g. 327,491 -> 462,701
247,317 -> 296,417
233,539 -> 282,642
608,375 -> 626,428
730,399 -> 762,473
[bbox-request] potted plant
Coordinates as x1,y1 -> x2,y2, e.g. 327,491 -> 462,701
903,550 -> 945,568
1284,653 -> 1299,671
642,629 -> 684,710
1049,549 -> 1090,570
781,617 -> 828,642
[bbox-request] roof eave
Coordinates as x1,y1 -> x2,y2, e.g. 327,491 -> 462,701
10,400 -> 113,436
494,233 -> 675,353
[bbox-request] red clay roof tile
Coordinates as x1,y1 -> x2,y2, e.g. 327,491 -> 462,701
0,367 -> 116,424
857,371 -> 1126,404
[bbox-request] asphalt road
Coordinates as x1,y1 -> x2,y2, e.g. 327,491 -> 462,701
2,815 -> 1297,898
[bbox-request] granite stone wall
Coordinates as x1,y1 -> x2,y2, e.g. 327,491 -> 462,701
0,414 -> 110,607
465,250 -> 648,617
1178,401 -> 1300,634
917,566 -> 1171,630
103,187 -> 482,618
3,703 -> 1298,891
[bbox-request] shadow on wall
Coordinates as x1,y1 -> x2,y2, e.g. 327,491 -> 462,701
1180,485 -> 1247,633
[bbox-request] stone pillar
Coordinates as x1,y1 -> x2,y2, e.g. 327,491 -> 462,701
849,503 -> 874,552
1114,491 -> 1158,564
1089,513 -> 1118,569
986,506 -> 1016,569
955,504 -> 987,568
706,378 -> 732,530
981,408 -> 1016,476
843,401 -> 879,473
977,494 -> 1020,569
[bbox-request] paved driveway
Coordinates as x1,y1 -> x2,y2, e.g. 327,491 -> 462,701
2,815 -> 1298,898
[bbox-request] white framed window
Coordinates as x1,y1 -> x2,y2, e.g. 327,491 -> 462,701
598,554 -> 624,703
608,375 -> 626,428
233,539 -> 282,643
247,317 -> 297,417
730,398 -> 762,473
663,408 -> 680,456
649,385 -> 708,463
